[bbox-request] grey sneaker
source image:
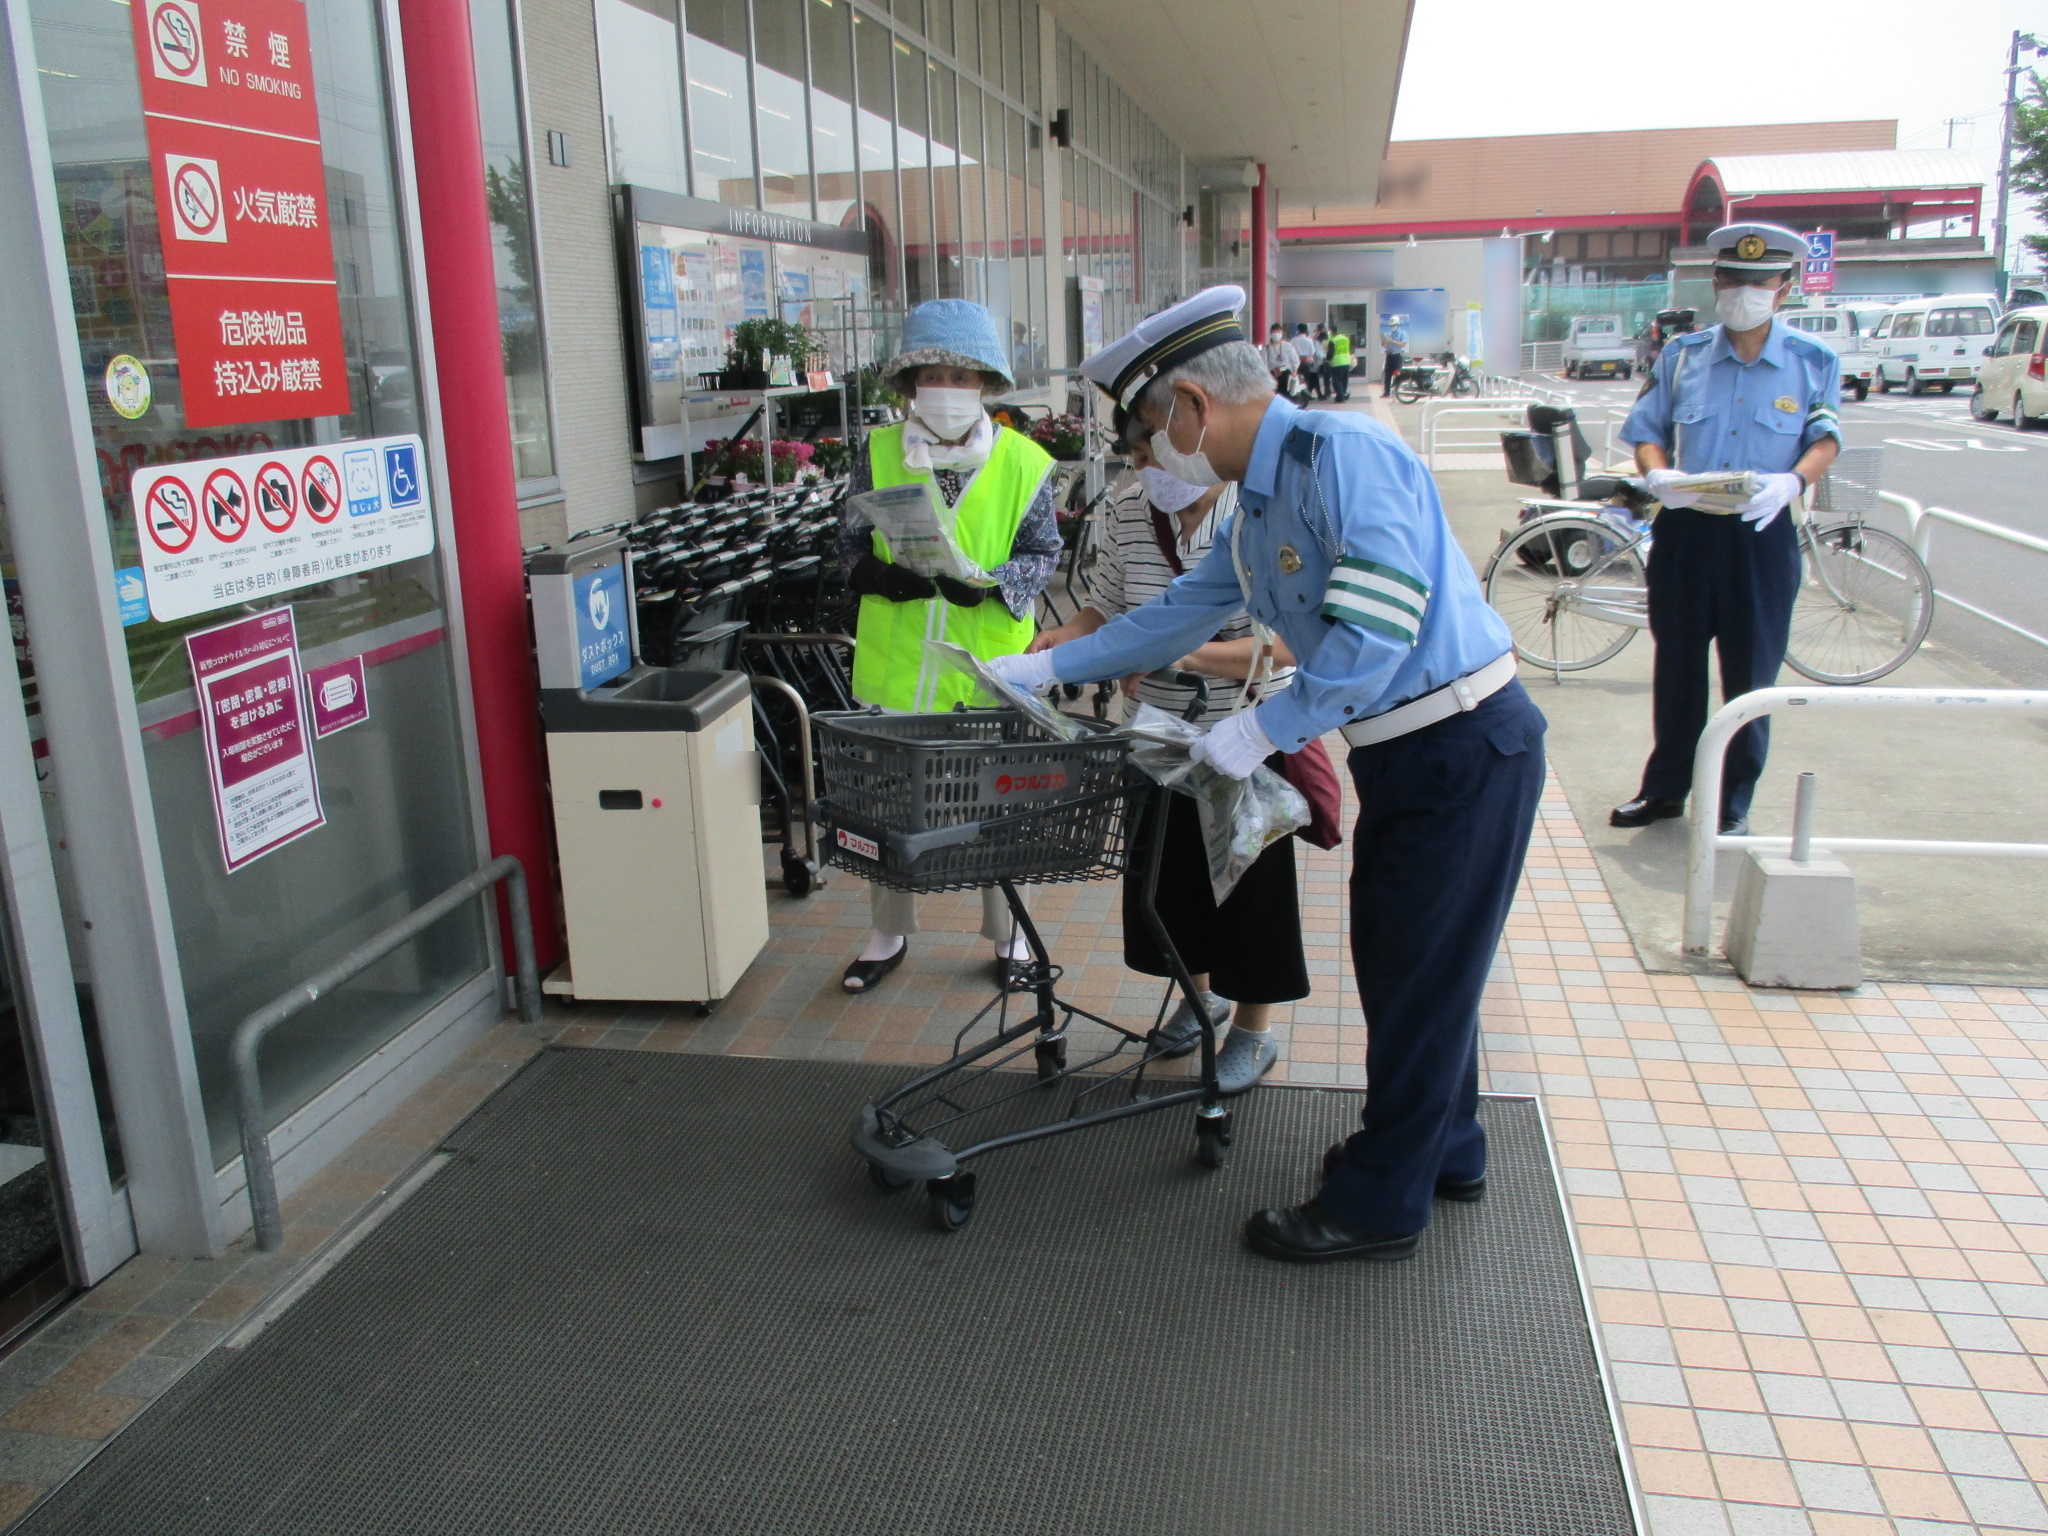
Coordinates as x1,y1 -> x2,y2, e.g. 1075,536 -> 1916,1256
1155,991 -> 1232,1059
1214,1030 -> 1279,1095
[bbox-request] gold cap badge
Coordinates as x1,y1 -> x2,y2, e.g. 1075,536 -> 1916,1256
1774,395 -> 1797,413
1735,233 -> 1767,260
1277,545 -> 1302,574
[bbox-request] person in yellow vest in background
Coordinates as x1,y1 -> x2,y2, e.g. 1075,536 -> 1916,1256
1326,328 -> 1354,402
835,299 -> 1062,995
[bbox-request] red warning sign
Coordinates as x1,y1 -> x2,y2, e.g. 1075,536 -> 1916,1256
201,466 -> 249,542
253,459 -> 296,532
300,454 -> 339,522
144,477 -> 200,553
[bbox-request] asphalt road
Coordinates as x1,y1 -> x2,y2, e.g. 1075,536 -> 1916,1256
1543,371 -> 2048,685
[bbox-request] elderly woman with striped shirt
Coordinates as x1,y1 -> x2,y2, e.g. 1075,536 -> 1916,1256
1028,467 -> 1307,1095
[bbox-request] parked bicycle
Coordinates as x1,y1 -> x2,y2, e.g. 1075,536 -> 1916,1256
1483,468 -> 1934,686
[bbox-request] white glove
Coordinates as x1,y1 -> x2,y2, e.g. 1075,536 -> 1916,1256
1736,471 -> 1803,531
984,650 -> 1059,695
1189,708 -> 1274,781
1644,467 -> 1702,509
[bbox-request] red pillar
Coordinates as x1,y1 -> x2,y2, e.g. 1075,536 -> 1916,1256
1250,163 -> 1270,336
397,0 -> 563,969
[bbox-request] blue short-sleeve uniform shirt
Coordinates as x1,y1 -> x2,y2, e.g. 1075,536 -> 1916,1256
1620,318 -> 1842,474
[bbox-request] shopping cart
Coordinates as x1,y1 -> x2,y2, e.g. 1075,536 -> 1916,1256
815,701 -> 1233,1233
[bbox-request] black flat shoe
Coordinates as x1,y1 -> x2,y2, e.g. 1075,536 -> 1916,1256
1321,1144 -> 1486,1202
1719,815 -> 1749,836
993,956 -> 1035,992
1610,795 -> 1685,828
842,942 -> 907,993
1243,1202 -> 1420,1264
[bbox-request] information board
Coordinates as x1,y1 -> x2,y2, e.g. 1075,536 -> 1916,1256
185,606 -> 324,870
131,432 -> 437,620
1802,230 -> 1836,295
132,0 -> 351,426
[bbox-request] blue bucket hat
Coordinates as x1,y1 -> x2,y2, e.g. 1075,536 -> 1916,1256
883,300 -> 1013,389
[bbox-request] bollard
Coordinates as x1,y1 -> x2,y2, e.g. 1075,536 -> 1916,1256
1791,772 -> 1816,864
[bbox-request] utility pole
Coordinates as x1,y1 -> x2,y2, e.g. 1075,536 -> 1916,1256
1992,29 -> 2045,298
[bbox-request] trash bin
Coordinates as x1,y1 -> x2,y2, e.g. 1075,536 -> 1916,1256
529,539 -> 769,1006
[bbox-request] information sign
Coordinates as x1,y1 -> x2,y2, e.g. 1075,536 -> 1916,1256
305,654 -> 368,736
185,606 -> 324,870
130,432 -> 437,621
131,0 -> 351,426
1802,229 -> 1836,295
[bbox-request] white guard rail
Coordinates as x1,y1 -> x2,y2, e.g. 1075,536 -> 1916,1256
1683,686 -> 2048,955
1421,399 -> 1547,468
1879,491 -> 2048,655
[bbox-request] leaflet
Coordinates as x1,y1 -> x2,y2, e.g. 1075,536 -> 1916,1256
848,484 -> 992,584
1663,469 -> 1761,515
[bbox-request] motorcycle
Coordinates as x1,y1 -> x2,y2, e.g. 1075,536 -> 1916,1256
1392,351 -> 1478,403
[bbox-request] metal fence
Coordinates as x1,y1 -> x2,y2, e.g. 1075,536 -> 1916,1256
1878,491 -> 2048,656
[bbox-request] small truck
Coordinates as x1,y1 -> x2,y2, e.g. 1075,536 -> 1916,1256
1562,315 -> 1634,379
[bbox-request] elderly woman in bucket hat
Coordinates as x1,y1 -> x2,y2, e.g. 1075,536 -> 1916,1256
836,299 -> 1063,995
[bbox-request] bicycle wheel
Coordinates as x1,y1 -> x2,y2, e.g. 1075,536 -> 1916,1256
1484,516 -> 1646,672
1394,377 -> 1424,403
1784,521 -> 1934,685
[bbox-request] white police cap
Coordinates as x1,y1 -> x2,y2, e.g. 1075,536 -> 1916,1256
1079,285 -> 1247,415
1705,221 -> 1804,273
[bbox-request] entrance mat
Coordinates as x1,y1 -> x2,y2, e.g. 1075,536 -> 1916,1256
19,1050 -> 1636,1536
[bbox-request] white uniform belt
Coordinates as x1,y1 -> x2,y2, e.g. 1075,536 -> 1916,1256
1338,652 -> 1518,749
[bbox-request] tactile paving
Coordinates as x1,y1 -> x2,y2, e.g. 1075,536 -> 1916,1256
16,1049 -> 1635,1535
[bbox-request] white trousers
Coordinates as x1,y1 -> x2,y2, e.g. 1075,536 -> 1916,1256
869,883 -> 1025,942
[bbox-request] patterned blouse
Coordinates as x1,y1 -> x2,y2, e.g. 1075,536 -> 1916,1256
835,434 -> 1063,619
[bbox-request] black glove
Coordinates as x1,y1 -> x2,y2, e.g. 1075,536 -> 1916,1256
848,553 -> 937,603
932,574 -> 991,607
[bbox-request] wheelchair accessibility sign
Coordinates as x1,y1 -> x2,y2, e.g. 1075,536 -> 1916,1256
129,432 -> 438,622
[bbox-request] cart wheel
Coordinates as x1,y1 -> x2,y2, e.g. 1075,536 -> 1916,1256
695,998 -> 719,1017
868,1160 -> 913,1194
781,849 -> 816,897
1060,682 -> 1081,702
1033,1034 -> 1067,1083
1194,1109 -> 1233,1170
927,1172 -> 977,1232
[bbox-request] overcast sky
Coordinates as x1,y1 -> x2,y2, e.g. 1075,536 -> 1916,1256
1388,0 -> 2047,268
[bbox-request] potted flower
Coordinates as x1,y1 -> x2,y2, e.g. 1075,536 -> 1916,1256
704,318 -> 823,391
1028,412 -> 1088,461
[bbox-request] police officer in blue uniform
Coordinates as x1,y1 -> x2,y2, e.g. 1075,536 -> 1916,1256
1610,223 -> 1842,836
990,287 -> 1547,1263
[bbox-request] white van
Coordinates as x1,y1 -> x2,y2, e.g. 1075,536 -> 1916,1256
1870,294 -> 2001,395
1779,302 -> 1892,401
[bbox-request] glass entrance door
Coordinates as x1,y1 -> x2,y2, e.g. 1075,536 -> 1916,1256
0,893 -> 76,1341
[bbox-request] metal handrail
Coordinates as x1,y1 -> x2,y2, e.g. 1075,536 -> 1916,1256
1878,491 -> 2048,654
1683,687 -> 2048,954
233,855 -> 542,1250
1421,400 -> 1551,467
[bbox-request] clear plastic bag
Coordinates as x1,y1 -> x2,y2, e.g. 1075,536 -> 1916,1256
923,639 -> 1085,741
1121,703 -> 1308,903
850,484 -> 994,583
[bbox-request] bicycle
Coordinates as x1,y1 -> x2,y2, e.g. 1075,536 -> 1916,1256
1482,471 -> 1935,685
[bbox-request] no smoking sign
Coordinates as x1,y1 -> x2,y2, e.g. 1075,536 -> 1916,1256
146,0 -> 206,83
143,477 -> 199,554
164,154 -> 225,243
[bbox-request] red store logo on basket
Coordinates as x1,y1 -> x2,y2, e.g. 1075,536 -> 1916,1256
836,828 -> 879,861
994,771 -> 1067,795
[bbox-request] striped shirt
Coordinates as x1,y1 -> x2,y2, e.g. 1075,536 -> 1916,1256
1082,480 -> 1275,722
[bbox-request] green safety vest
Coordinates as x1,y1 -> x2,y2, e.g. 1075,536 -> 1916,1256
851,422 -> 1051,712
1329,333 -> 1353,365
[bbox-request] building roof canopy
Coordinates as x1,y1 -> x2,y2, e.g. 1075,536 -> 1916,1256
1701,148 -> 1984,197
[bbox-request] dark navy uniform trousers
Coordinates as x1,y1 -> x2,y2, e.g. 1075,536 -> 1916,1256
1637,507 -> 1801,822
1317,681 -> 1546,1237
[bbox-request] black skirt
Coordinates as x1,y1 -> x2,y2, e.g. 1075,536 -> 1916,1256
1122,785 -> 1309,1005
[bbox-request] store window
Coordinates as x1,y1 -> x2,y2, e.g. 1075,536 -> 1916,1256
853,9 -> 900,304
809,0 -> 856,223
595,0 -> 690,196
753,0 -> 811,219
684,0 -> 756,206
930,65 -> 961,298
895,41 -> 934,304
471,0 -> 557,486
27,0 -> 487,1162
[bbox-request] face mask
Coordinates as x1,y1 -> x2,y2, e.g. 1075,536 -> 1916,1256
1715,283 -> 1779,332
1139,466 -> 1207,514
911,386 -> 985,440
1148,397 -> 1222,488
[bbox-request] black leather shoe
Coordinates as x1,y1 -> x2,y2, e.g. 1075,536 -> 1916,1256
842,942 -> 907,993
1321,1144 -> 1486,1202
1719,815 -> 1749,836
1243,1202 -> 1420,1264
1610,795 -> 1685,828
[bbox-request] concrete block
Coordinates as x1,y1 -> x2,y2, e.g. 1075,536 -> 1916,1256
1725,850 -> 1862,990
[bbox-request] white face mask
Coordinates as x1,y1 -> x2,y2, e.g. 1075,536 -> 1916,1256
1139,465 -> 1207,514
1715,283 -> 1780,332
911,386 -> 985,441
1148,397 -> 1222,488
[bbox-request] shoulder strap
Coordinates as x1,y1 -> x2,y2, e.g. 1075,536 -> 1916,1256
1147,507 -> 1185,575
